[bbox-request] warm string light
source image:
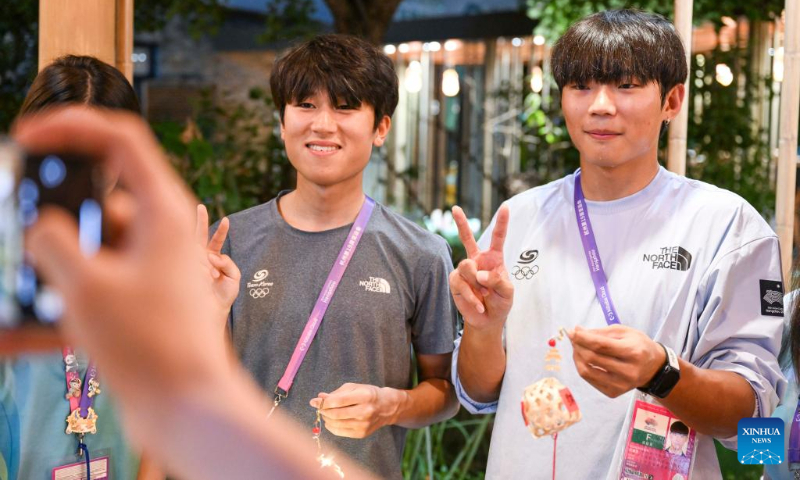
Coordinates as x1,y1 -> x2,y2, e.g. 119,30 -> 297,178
405,61 -> 423,93
531,66 -> 544,93
715,63 -> 733,86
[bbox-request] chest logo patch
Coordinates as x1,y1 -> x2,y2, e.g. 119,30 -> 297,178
511,249 -> 539,280
247,269 -> 273,298
642,246 -> 692,271
359,277 -> 391,294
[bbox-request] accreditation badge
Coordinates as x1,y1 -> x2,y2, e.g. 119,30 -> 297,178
51,454 -> 110,480
619,392 -> 698,480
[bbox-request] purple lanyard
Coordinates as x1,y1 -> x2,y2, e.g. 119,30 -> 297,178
273,196 -> 375,405
790,401 -> 800,466
63,347 -> 98,417
573,172 -> 621,326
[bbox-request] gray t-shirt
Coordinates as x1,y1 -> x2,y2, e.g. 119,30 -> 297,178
220,194 -> 457,479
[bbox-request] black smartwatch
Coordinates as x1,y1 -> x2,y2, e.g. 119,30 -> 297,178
637,343 -> 681,398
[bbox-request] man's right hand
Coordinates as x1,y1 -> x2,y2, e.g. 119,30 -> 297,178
449,205 -> 513,332
195,204 -> 240,331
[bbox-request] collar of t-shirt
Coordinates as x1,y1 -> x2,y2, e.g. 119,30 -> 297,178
567,166 -> 669,216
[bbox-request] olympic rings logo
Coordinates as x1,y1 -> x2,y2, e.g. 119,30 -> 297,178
249,288 -> 270,298
511,265 -> 539,280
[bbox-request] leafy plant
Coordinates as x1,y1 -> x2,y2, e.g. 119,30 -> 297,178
152,87 -> 294,221
0,1 -> 37,131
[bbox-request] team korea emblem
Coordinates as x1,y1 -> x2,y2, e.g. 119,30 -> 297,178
248,269 -> 273,299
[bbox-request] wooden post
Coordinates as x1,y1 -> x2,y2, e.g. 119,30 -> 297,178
667,0 -> 694,176
116,0 -> 135,81
776,0 -> 800,283
39,0 -> 134,82
481,39 -> 497,227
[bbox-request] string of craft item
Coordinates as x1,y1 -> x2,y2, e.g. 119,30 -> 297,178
312,400 -> 345,478
520,327 -> 581,480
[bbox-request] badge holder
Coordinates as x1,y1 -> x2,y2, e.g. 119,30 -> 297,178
614,391 -> 698,480
520,328 -> 581,480
51,447 -> 111,480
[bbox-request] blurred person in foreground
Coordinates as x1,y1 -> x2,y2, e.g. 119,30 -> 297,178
1,55 -> 160,480
7,106 -> 374,480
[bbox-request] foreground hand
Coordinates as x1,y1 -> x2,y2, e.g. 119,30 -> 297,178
568,325 -> 666,398
195,204 -> 240,329
449,205 -> 513,332
13,106 -> 230,386
310,383 -> 403,438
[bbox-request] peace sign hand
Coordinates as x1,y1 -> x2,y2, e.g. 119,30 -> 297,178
448,205 -> 513,331
195,204 -> 241,332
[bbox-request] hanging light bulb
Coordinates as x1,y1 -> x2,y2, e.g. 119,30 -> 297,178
715,63 -> 733,86
533,35 -> 545,46
530,66 -> 543,93
444,40 -> 460,51
405,61 -> 423,93
442,68 -> 460,97
773,47 -> 784,82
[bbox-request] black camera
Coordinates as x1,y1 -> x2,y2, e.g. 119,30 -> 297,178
0,141 -> 104,327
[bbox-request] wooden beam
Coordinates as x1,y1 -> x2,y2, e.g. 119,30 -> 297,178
39,0 -> 134,82
667,0 -> 694,176
775,0 -> 800,284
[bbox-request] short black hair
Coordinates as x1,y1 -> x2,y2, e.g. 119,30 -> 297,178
670,421 -> 689,435
269,34 -> 398,130
19,55 -> 141,116
551,9 -> 688,104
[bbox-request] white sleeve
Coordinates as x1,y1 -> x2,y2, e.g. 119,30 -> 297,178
690,236 -> 787,449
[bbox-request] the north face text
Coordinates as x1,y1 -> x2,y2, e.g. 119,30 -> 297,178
642,246 -> 692,271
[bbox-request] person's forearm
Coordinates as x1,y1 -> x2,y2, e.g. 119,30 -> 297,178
660,360 -> 755,438
387,378 -> 459,429
457,323 -> 506,403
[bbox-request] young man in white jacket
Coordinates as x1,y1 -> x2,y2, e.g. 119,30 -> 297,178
450,9 -> 786,479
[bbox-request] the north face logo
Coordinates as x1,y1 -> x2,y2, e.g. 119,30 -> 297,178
359,277 -> 391,293
642,246 -> 692,271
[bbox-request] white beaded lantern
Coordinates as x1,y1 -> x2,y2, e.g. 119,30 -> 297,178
521,377 -> 581,438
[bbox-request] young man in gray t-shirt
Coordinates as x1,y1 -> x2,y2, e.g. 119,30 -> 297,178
200,34 -> 459,479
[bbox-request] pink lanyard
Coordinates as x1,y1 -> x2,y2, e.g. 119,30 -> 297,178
272,196 -> 375,407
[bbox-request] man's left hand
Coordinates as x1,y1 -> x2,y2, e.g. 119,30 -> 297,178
568,325 -> 666,398
310,383 -> 404,438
